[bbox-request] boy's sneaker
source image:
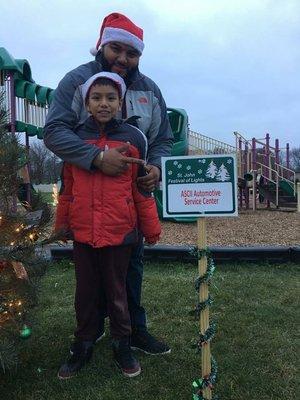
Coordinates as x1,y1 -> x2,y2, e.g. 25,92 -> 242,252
58,340 -> 93,380
112,337 -> 141,378
69,330 -> 105,355
131,330 -> 171,355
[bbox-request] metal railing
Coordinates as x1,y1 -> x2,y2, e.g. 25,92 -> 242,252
256,161 -> 280,207
274,163 -> 296,195
188,130 -> 236,154
3,74 -> 48,129
15,96 -> 49,129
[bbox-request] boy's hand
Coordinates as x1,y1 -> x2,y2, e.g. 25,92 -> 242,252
93,144 -> 144,176
137,164 -> 160,192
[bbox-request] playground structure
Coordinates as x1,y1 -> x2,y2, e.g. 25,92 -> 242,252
234,132 -> 298,210
1,47 -> 298,214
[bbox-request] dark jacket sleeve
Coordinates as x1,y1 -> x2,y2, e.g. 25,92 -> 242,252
43,72 -> 100,170
146,83 -> 174,169
129,135 -> 161,242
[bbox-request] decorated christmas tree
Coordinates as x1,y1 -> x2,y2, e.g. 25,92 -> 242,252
0,91 -> 54,372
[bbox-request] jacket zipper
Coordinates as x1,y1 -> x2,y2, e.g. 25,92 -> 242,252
93,130 -> 105,247
122,74 -> 144,119
98,132 -> 105,247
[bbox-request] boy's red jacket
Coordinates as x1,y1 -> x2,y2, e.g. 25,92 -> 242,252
55,118 -> 161,247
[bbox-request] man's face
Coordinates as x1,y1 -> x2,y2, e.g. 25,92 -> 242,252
86,83 -> 121,126
102,42 -> 140,77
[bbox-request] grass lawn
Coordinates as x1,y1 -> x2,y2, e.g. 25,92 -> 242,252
1,260 -> 299,400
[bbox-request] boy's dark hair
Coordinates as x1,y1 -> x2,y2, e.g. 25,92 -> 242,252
85,77 -> 121,103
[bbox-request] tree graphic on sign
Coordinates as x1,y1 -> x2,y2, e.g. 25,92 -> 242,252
205,160 -> 218,179
216,163 -> 230,181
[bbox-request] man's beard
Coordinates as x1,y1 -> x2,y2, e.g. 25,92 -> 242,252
96,51 -> 111,72
96,51 -> 138,85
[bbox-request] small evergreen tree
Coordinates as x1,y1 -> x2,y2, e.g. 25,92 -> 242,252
0,91 -> 54,372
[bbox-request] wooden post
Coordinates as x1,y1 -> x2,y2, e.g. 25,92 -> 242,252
197,218 -> 212,399
297,182 -> 300,213
252,138 -> 257,211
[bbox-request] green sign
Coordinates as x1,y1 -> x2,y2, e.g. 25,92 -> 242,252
162,154 -> 238,217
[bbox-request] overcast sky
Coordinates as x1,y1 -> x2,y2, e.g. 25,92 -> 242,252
1,0 -> 299,147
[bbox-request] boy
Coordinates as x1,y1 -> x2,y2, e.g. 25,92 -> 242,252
55,72 -> 161,379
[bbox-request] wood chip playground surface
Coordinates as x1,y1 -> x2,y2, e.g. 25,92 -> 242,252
161,208 -> 300,247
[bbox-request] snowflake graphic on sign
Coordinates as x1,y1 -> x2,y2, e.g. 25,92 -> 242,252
216,163 -> 230,181
205,160 -> 218,179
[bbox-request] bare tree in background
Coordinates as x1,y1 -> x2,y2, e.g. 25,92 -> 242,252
29,141 -> 62,183
45,152 -> 62,183
290,147 -> 300,170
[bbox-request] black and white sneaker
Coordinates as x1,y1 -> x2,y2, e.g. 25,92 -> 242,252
131,330 -> 171,355
112,337 -> 141,378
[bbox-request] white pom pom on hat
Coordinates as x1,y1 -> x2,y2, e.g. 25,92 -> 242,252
90,12 -> 144,56
90,47 -> 99,56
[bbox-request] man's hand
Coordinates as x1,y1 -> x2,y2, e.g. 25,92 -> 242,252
93,143 -> 145,176
137,164 -> 160,192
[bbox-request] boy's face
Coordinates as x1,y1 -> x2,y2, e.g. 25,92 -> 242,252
86,83 -> 122,125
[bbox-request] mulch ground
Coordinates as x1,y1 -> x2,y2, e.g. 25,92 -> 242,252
160,208 -> 300,247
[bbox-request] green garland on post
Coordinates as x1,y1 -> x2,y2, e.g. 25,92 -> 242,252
191,246 -> 218,399
197,323 -> 216,349
192,358 -> 218,399
193,295 -> 213,315
189,246 -> 212,260
195,259 -> 216,289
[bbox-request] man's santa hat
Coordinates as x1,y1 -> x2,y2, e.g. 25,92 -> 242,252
90,12 -> 144,56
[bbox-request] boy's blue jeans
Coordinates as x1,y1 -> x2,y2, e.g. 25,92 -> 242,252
98,234 -> 147,333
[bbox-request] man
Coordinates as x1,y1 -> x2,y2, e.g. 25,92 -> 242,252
44,12 -> 173,368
